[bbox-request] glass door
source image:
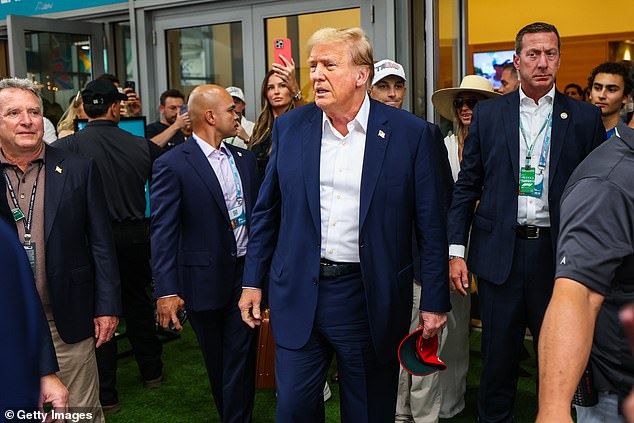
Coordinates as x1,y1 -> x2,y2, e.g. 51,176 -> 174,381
153,5 -> 253,120
7,15 -> 104,127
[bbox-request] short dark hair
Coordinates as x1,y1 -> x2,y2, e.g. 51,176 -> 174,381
515,22 -> 560,54
564,83 -> 583,96
502,62 -> 518,77
83,103 -> 112,118
96,73 -> 120,85
160,89 -> 185,106
587,62 -> 633,100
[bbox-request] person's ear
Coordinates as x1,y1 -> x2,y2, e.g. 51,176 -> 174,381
205,109 -> 215,125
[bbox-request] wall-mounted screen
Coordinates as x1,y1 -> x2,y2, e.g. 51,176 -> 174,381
473,50 -> 515,88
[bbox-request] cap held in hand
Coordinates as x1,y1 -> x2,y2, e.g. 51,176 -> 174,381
398,326 -> 447,376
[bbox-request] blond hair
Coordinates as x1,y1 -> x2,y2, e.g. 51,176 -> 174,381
57,91 -> 84,134
306,27 -> 374,88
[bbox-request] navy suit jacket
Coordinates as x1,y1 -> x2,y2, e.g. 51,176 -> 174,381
43,146 -> 122,343
0,219 -> 55,409
150,138 -> 259,311
447,90 -> 605,284
243,100 -> 451,362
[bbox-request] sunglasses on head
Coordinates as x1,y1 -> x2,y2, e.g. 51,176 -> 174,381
453,98 -> 479,109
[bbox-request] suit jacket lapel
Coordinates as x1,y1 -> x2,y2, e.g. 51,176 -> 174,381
502,90 -> 520,186
183,138 -> 230,224
359,100 -> 389,231
303,106 -> 323,235
549,91 -> 570,187
44,146 -> 67,243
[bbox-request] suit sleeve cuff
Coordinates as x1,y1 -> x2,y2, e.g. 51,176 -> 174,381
449,244 -> 465,258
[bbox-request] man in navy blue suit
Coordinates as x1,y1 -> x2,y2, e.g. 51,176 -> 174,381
239,27 -> 451,423
0,218 -> 68,414
447,22 -> 606,422
151,85 -> 259,423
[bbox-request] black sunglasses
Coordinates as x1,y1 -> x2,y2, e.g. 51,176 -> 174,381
453,98 -> 479,109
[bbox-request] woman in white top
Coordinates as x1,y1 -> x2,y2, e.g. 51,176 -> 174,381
431,74 -> 499,418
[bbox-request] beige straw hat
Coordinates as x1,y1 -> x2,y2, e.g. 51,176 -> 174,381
431,75 -> 500,121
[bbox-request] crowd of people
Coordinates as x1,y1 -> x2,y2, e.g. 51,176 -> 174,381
1,20 -> 634,423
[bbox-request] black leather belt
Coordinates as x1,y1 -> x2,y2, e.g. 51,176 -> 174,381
319,259 -> 361,278
515,225 -> 550,240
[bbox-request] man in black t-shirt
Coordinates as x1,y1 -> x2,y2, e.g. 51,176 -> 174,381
55,79 -> 164,414
537,125 -> 634,423
146,89 -> 190,150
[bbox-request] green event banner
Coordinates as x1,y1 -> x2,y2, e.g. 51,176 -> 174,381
0,0 -> 125,21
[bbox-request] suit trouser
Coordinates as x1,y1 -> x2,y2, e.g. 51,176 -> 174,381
275,271 -> 400,423
96,221 -> 163,405
439,288 -> 471,418
188,258 -> 256,423
49,321 -> 104,422
477,235 -> 554,423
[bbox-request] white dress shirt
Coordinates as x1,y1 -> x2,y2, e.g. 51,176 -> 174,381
449,85 -> 555,259
194,133 -> 248,256
319,95 -> 370,263
517,84 -> 554,226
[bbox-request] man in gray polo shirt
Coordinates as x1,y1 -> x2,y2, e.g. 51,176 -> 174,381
537,125 -> 634,423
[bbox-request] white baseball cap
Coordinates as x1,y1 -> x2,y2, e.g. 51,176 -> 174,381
372,59 -> 406,86
226,86 -> 245,102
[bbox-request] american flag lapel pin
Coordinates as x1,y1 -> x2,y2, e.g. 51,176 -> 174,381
55,166 -> 63,174
378,130 -> 385,139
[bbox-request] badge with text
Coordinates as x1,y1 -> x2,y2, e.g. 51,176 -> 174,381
229,205 -> 246,229
527,170 -> 544,198
519,167 -> 535,195
11,207 -> 25,222
23,243 -> 37,277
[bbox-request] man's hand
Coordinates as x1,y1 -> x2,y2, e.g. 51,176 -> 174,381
156,296 -> 186,331
449,257 -> 469,296
419,311 -> 447,339
238,289 -> 262,328
94,316 -> 119,348
123,88 -> 142,116
173,110 -> 191,130
236,123 -> 249,142
39,374 -> 68,412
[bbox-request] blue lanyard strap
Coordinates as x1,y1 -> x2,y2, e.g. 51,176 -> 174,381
224,147 -> 243,203
520,110 -> 552,169
537,117 -> 553,169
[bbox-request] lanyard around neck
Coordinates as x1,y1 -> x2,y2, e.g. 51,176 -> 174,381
2,162 -> 43,244
520,110 -> 552,169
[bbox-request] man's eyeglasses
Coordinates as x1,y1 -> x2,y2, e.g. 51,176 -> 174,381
453,98 -> 479,109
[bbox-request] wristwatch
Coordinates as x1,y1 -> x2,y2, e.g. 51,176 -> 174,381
292,90 -> 302,101
449,255 -> 462,261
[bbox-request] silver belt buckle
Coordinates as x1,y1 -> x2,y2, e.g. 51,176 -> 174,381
527,226 -> 539,239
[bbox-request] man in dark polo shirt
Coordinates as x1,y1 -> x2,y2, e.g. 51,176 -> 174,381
537,125 -> 634,423
54,79 -> 164,414
146,89 -> 190,150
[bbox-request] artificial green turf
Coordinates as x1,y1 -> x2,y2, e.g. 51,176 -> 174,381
107,327 -> 536,422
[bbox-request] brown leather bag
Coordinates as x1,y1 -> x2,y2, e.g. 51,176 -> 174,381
255,309 -> 276,389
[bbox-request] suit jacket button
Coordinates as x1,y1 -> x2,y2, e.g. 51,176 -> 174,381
359,243 -> 365,248
231,251 -> 236,257
313,278 -> 318,285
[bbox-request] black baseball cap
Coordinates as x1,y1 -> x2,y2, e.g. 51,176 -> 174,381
82,79 -> 128,106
